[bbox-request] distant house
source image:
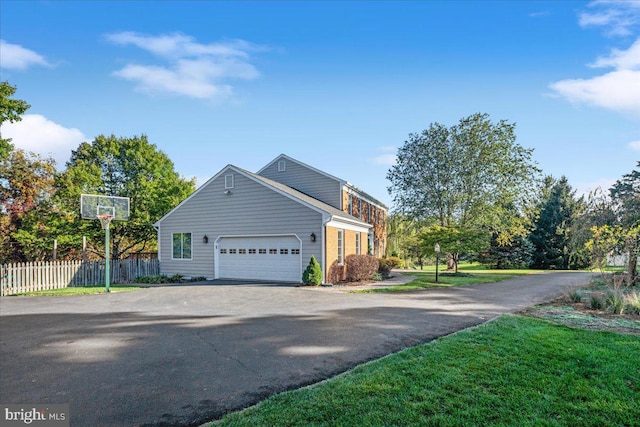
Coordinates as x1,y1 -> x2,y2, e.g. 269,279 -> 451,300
154,154 -> 388,283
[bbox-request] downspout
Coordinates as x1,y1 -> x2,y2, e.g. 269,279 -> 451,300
321,215 -> 331,284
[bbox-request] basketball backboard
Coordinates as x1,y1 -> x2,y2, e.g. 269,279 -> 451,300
80,194 -> 130,221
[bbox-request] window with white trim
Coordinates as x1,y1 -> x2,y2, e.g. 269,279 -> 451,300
337,229 -> 344,264
225,174 -> 234,189
278,160 -> 286,171
172,233 -> 192,260
259,249 -> 267,254
356,233 -> 361,255
347,194 -> 353,215
291,248 -> 300,255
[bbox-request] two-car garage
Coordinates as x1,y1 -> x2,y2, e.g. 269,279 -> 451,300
215,235 -> 302,282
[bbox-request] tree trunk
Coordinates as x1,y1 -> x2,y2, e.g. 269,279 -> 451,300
628,248 -> 638,286
447,254 -> 455,270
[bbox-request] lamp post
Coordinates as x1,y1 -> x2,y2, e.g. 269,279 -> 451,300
435,243 -> 441,283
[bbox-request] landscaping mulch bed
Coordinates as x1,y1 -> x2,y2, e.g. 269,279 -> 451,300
519,294 -> 640,335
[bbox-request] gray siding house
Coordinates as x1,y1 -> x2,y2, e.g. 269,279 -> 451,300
155,159 -> 375,283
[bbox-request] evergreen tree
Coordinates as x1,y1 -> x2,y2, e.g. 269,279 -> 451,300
529,176 -> 584,269
302,255 -> 323,285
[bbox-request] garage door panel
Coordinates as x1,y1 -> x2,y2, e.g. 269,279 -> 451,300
217,236 -> 301,282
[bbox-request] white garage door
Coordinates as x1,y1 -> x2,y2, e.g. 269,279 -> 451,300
217,236 -> 302,282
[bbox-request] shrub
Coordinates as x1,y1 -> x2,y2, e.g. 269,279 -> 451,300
589,295 -> 604,310
624,291 -> 640,315
606,291 -> 626,315
302,256 -> 323,285
169,273 -> 184,283
327,260 -> 345,284
568,290 -> 582,303
378,256 -> 401,279
345,255 -> 380,282
134,274 -> 187,284
134,274 -> 170,284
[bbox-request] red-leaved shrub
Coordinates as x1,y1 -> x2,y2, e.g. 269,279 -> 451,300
345,255 -> 379,282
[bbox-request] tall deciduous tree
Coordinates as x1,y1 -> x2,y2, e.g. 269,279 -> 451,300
0,82 -> 30,161
0,149 -> 56,262
610,161 -> 640,282
56,134 -> 195,259
387,113 -> 539,241
387,113 -> 539,268
529,176 -> 585,270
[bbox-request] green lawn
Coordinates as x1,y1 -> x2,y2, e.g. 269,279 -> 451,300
211,315 -> 640,427
10,285 -> 143,296
415,261 -> 545,275
359,262 -> 542,293
362,267 -> 538,293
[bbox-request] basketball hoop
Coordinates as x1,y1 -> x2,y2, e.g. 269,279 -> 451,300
97,213 -> 114,230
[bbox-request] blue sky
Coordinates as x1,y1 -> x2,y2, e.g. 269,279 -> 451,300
1,0 -> 639,208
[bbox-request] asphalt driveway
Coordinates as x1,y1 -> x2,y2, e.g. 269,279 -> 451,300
0,272 -> 593,426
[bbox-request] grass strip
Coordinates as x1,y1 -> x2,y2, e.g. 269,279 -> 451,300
10,286 -> 143,296
211,315 -> 640,427
361,271 -> 522,293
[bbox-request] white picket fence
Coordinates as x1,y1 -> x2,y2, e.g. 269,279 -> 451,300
1,259 -> 159,296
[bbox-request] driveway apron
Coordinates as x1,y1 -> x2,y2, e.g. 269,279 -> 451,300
0,272 -> 593,426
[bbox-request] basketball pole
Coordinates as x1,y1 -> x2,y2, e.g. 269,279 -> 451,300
105,222 -> 110,293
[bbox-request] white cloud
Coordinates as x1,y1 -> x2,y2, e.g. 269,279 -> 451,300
105,31 -> 266,100
549,68 -> 640,117
529,11 -> 550,18
371,154 -> 397,166
552,2 -> 640,118
0,40 -> 51,70
579,0 -> 640,37
590,38 -> 640,69
1,114 -> 86,165
629,140 -> 640,151
369,146 -> 398,166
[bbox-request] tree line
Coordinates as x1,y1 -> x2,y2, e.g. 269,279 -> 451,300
387,113 -> 639,284
0,82 -> 195,262
3,81 -> 638,283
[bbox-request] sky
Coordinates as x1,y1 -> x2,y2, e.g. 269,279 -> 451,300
1,0 -> 639,208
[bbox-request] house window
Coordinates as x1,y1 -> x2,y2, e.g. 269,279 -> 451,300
356,233 -> 361,255
259,249 -> 267,254
249,249 -> 256,254
220,249 -> 227,254
358,199 -> 362,218
239,249 -> 247,254
291,248 -> 300,255
280,249 -> 289,255
225,174 -> 234,189
278,160 -> 286,171
347,194 -> 353,215
337,229 -> 344,265
374,238 -> 379,257
230,249 -> 237,254
172,233 -> 192,260
269,249 -> 277,254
